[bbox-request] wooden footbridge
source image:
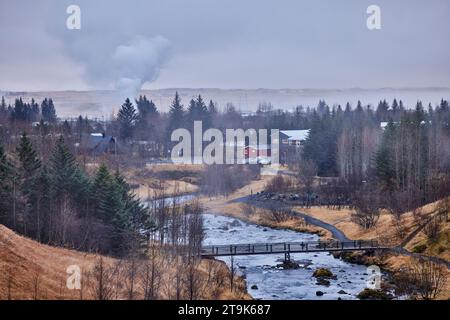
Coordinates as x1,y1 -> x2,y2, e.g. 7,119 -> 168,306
200,240 -> 387,260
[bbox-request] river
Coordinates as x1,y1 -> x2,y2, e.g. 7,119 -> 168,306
145,194 -> 196,207
202,213 -> 378,300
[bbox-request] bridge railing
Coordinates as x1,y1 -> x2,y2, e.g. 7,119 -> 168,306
200,240 -> 380,256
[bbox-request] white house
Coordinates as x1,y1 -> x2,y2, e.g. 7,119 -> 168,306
280,130 -> 310,146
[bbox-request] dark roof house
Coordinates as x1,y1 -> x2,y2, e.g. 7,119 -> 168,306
83,133 -> 120,155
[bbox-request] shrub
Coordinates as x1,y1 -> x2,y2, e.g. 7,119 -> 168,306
264,175 -> 294,193
423,219 -> 441,242
412,244 -> 427,254
312,268 -> 334,278
357,288 -> 393,300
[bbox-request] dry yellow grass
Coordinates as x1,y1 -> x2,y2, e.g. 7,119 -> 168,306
0,224 -> 113,300
405,221 -> 450,261
0,225 -> 249,300
145,163 -> 205,173
122,165 -> 200,199
382,253 -> 450,300
295,200 -> 443,247
294,202 -> 449,299
132,179 -> 198,200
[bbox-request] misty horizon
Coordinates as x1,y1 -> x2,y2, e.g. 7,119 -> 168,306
2,87 -> 450,118
1,0 -> 450,94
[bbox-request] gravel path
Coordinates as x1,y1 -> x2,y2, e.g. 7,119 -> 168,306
233,196 -> 350,241
234,196 -> 450,270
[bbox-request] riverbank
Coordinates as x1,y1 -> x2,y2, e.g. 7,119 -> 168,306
200,176 -> 333,240
0,224 -> 249,300
290,204 -> 450,299
201,178 -> 449,299
202,213 -> 375,300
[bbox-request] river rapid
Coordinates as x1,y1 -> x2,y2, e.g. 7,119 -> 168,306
202,214 -> 378,300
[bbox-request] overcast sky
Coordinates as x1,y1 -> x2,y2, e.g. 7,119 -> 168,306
1,0 -> 449,91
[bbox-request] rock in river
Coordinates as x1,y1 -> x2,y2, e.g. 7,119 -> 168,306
313,268 -> 337,279
316,278 -> 331,286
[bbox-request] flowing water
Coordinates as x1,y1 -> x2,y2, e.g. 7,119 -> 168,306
203,214 -> 378,300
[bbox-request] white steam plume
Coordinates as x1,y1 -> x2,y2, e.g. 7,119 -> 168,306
112,36 -> 171,100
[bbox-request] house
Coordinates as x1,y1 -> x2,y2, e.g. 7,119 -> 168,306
82,133 -> 120,156
280,130 -> 310,146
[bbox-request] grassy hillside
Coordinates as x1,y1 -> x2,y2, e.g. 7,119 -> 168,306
0,224 -> 249,300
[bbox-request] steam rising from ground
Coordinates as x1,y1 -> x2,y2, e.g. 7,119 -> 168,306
112,36 -> 171,100
43,1 -> 173,102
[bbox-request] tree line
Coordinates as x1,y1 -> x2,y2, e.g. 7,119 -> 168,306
0,132 -> 208,258
2,94 -> 450,215
0,133 -> 152,256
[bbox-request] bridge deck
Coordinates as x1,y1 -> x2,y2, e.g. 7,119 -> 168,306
200,240 -> 387,257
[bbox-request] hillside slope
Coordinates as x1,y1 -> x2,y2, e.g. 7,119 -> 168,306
0,225 -> 248,300
0,224 -> 106,299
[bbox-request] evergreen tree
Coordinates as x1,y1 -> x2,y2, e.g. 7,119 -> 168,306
168,92 -> 184,128
91,163 -> 114,223
75,115 -> 84,141
0,144 -> 14,227
376,99 -> 389,121
187,95 -> 211,129
302,108 -> 338,176
91,165 -> 149,254
439,99 -> 449,113
0,97 -> 7,119
41,98 -> 57,123
16,133 -> 42,230
208,100 -> 217,115
117,98 -> 138,140
62,120 -> 72,136
136,95 -> 158,118
0,96 -> 6,111
28,166 -> 51,242
17,133 -> 41,180
344,102 -> 351,114
113,170 -> 147,231
392,98 -> 399,116
30,98 -> 40,122
374,121 -> 396,190
167,92 -> 185,147
71,167 -> 90,216
113,170 -> 150,251
11,98 -> 27,122
135,95 -> 158,140
49,136 -> 78,197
